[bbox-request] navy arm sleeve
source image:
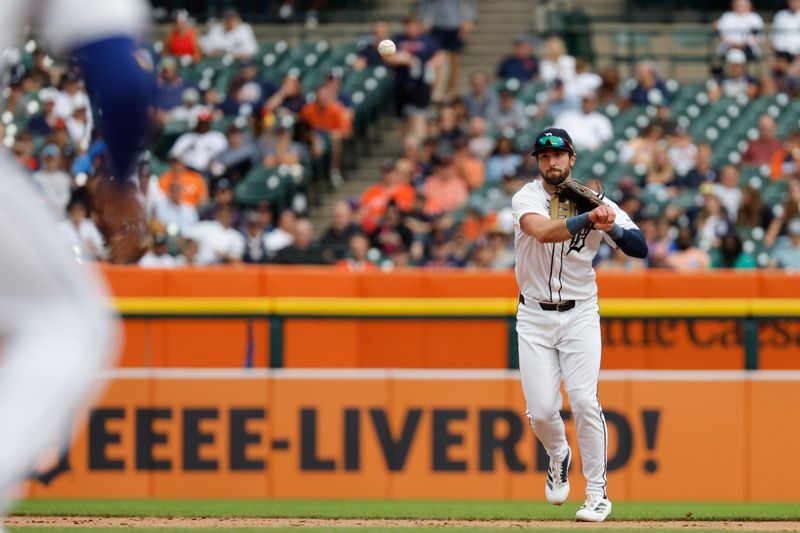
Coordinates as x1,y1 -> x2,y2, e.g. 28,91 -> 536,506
74,36 -> 154,182
611,228 -> 648,259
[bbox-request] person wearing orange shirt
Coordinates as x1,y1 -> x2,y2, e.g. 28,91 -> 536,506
422,155 -> 469,212
164,9 -> 201,62
159,155 -> 209,207
360,159 -> 416,230
300,85 -> 352,185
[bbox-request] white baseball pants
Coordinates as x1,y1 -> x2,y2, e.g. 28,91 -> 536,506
516,296 -> 608,497
0,154 -> 117,510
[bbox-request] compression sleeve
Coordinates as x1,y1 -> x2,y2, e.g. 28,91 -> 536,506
607,225 -> 648,259
74,36 -> 153,181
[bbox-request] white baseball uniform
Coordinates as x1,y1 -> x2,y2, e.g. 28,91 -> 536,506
511,177 -> 639,498
0,0 -> 148,514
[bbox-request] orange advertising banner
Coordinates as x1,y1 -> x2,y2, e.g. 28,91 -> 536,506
26,370 -> 800,501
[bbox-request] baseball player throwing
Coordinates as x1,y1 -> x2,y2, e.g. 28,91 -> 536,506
512,128 -> 647,522
0,0 -> 150,521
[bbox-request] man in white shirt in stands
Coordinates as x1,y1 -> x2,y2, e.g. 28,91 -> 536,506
715,0 -> 764,59
553,91 -> 612,152
138,233 -> 177,267
201,8 -> 258,60
169,110 -> 228,173
772,0 -> 800,61
58,197 -> 106,262
183,204 -> 245,264
155,180 -> 199,236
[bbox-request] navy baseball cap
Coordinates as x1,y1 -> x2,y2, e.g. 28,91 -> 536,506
530,128 -> 574,156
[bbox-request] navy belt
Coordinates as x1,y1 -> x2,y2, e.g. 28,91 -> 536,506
519,293 -> 575,312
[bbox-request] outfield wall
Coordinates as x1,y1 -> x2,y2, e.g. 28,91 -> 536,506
98,267 -> 800,370
25,370 -> 800,502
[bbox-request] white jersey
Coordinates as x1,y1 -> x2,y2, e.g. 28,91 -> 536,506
512,178 -> 638,302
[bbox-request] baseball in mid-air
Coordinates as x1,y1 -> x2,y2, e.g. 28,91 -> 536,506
378,39 -> 396,57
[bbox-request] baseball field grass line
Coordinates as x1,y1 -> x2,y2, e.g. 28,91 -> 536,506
7,529 -> 781,533
10,501 -> 800,521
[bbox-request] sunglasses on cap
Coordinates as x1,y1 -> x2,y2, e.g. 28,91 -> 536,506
536,134 -> 571,149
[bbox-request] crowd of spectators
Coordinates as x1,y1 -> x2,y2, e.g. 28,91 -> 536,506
6,0 -> 800,270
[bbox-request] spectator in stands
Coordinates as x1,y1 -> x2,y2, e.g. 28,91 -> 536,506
159,155 -> 209,207
597,65 -> 624,107
765,50 -> 799,95
423,155 -> 468,212
463,72 -> 497,120
155,179 -> 200,235
154,58 -> 188,112
264,208 -> 296,257
418,0 -> 476,102
28,49 -> 55,89
666,126 -> 697,175
674,142 -> 717,189
369,201 -> 413,258
553,91 -> 612,152
452,136 -> 484,190
66,103 -> 91,148
138,234 -> 177,268
715,0 -> 764,60
737,186 -> 773,229
742,114 -> 783,166
715,166 -> 744,222
201,9 -> 258,60
208,123 -> 260,184
200,178 -> 239,224
163,9 -> 201,63
175,238 -> 199,266
771,129 -> 800,179
496,32 -> 539,82
539,36 -> 576,85
134,155 -> 167,227
695,187 -> 732,248
300,85 -> 352,184
240,210 -> 269,263
167,88 -> 208,124
321,200 -> 361,262
486,173 -> 524,213
485,135 -> 522,184
54,71 -> 91,122
627,60 -> 670,107
277,0 -> 328,29
772,0 -> 800,65
467,237 -> 494,269
12,131 -> 39,172
466,116 -> 494,160
620,124 -> 664,168
27,88 -> 58,136
58,197 -> 105,261
263,72 -> 306,116
383,14 -> 443,141
355,20 -> 392,70
360,159 -> 416,229
771,217 -> 800,268
540,78 -> 580,119
708,48 -> 761,101
713,232 -> 756,269
260,115 -> 308,168
220,61 -> 278,117
183,204 -> 245,264
272,218 -> 327,264
434,105 -> 465,157
169,110 -> 229,173
644,145 -> 675,191
31,144 -> 71,220
666,226 -> 711,271
485,87 -> 528,133
338,232 -> 377,272
568,57 -> 602,100
323,70 -> 353,114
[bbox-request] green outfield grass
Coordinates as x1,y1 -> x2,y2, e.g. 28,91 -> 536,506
10,500 -> 800,521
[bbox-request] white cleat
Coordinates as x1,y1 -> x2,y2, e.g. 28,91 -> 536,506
575,493 -> 612,522
545,447 -> 571,505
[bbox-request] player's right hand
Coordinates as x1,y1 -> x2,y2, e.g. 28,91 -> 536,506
588,205 -> 615,228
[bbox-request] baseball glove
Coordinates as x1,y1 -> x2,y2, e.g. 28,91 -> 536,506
553,180 -> 605,214
90,176 -> 147,264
